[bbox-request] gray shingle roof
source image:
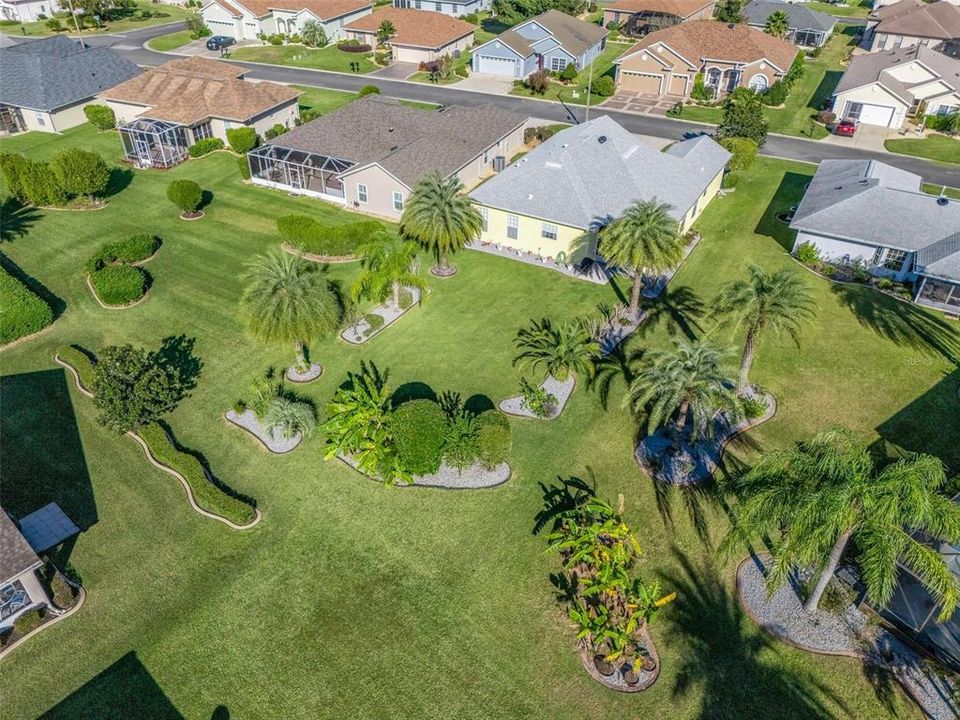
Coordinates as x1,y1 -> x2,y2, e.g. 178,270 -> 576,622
0,35 -> 142,112
497,9 -> 608,59
834,44 -> 960,101
0,510 -> 41,587
743,0 -> 836,33
790,159 -> 960,279
266,96 -> 525,186
468,115 -> 730,230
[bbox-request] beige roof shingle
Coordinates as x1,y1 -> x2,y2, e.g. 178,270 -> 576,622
604,0 -> 715,19
871,0 -> 960,40
344,7 -> 474,49
228,0 -> 370,19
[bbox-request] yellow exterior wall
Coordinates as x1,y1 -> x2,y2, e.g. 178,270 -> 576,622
678,168 -> 723,233
474,206 -> 595,263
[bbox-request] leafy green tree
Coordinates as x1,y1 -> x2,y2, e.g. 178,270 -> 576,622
714,0 -> 745,22
722,426 -> 960,617
226,127 -> 258,154
714,265 -> 815,392
93,344 -> 188,433
376,19 -> 396,44
262,396 -> 316,439
401,171 -> 482,276
626,338 -> 739,437
764,9 -> 790,38
514,318 -> 599,382
50,149 -> 110,201
166,179 -> 203,215
300,19 -> 327,47
239,251 -> 341,370
351,232 -> 426,308
717,87 -> 768,145
599,199 -> 683,320
84,105 -> 116,130
45,16 -> 64,32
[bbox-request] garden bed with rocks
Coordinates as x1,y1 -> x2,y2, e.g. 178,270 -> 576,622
338,454 -> 511,489
634,391 -> 776,486
499,374 -> 575,419
280,242 -> 357,264
340,286 -> 423,345
578,626 -> 660,693
225,408 -> 301,454
285,363 -> 322,383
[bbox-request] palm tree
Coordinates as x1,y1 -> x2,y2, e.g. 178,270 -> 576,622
625,338 -> 739,437
721,426 -> 960,618
376,20 -> 396,44
239,251 -> 342,370
262,397 -> 316,439
714,264 -> 815,393
764,10 -> 790,39
401,171 -> 482,276
514,318 -> 600,382
600,199 -> 684,320
351,232 -> 427,308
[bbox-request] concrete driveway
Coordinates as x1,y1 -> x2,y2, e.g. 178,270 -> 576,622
822,124 -> 901,153
456,72 -> 514,95
604,92 -> 685,116
370,61 -> 419,80
175,38 -> 257,58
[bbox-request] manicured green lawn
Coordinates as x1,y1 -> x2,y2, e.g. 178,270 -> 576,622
804,0 -> 871,17
0,2 -> 192,36
886,134 -> 960,165
227,44 -> 378,74
293,85 -> 437,114
146,29 -> 194,52
923,182 -> 960,199
1,124 -> 952,719
509,41 -> 633,106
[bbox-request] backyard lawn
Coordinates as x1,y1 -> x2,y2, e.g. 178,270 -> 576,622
0,1 -> 192,36
1,124 -> 956,719
804,0 -> 871,17
509,41 -> 633,106
145,29 -> 194,52
226,43 -> 378,74
886,134 -> 960,165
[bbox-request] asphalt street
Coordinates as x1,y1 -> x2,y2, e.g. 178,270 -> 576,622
51,21 -> 960,187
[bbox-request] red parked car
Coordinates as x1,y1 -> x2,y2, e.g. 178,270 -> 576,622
834,119 -> 857,137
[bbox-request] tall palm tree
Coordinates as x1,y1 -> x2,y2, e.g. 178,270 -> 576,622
376,19 -> 396,44
721,425 -> 960,617
764,10 -> 790,39
600,199 -> 684,320
625,338 -> 739,437
514,318 -> 600,382
714,264 -> 815,393
239,251 -> 341,370
401,171 -> 482,276
351,232 -> 426,308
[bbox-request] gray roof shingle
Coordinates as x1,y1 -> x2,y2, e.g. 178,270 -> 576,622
834,44 -> 960,101
0,35 -> 142,112
497,9 -> 607,59
0,511 -> 41,587
743,0 -> 836,33
468,115 -> 730,230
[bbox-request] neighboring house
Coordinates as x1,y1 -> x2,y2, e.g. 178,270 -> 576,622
743,0 -> 836,48
790,159 -> 960,315
467,115 -> 729,267
832,44 -> 960,127
391,0 -> 491,18
248,96 -> 526,220
470,10 -> 608,79
864,0 -> 960,52
201,0 -> 371,42
343,7 -> 474,63
0,35 -> 141,134
601,0 -> 717,38
0,0 -> 61,22
99,57 -> 301,168
613,20 -> 798,96
0,511 -> 50,632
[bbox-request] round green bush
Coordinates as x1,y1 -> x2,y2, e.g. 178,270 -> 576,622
86,234 -> 160,272
477,410 -> 511,469
388,399 -> 448,475
167,179 -> 203,214
718,137 -> 758,172
83,104 -> 116,131
593,75 -> 615,97
226,126 -> 258,154
187,137 -> 224,158
90,265 -> 147,306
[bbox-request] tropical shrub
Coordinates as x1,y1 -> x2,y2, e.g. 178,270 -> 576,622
0,154 -> 68,207
443,409 -> 480,471
523,125 -> 563,144
816,110 -> 836,125
83,104 -> 116,130
86,234 -> 159,272
362,312 -> 385,337
690,72 -> 712,101
389,399 -> 448,474
46,16 -> 64,31
593,75 -> 615,97
166,179 -> 203,214
718,137 -> 758,172
262,396 -> 316,439
226,127 -> 258,154
0,265 -> 53,345
519,377 -> 556,418
0,153 -> 28,199
717,87 -> 768,145
264,123 -> 287,139
514,317 -> 599,382
301,19 -> 327,47
455,64 -> 469,78
50,148 -> 110,200
90,265 -> 148,306
924,112 -> 959,133
794,241 -> 820,265
477,411 -> 511,469
188,137 -> 224,157
358,85 -> 381,97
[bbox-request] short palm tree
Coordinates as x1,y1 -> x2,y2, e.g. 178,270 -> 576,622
600,200 -> 684,320
764,10 -> 790,39
401,171 -> 482,276
376,19 -> 396,44
514,318 -> 600,382
351,232 -> 426,308
240,251 -> 342,370
722,426 -> 960,618
625,338 -> 739,437
714,264 -> 815,393
262,397 -> 316,439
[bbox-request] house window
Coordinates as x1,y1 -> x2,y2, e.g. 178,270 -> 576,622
435,1 -> 442,9
392,191 -> 403,212
882,248 -> 907,272
482,148 -> 489,163
35,112 -> 45,127
748,74 -> 769,92
506,214 -> 518,240
357,183 -> 368,204
541,223 -> 558,240
613,11 -> 620,22
550,57 -> 567,72
705,67 -> 721,87
479,206 -> 488,231
871,246 -> 884,266
193,121 -> 213,141
936,105 -> 956,116
415,0 -> 421,7
893,35 -> 903,49
845,102 -> 863,120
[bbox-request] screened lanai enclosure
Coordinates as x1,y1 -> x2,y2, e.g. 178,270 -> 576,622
621,11 -> 682,38
248,144 -> 356,201
119,118 -> 189,168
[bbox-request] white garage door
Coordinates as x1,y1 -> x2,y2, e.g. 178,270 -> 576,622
857,103 -> 895,127
477,55 -> 518,77
206,19 -> 235,35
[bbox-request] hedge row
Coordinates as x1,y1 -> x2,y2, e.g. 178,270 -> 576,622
86,234 -> 160,272
277,215 -> 384,257
188,137 -> 224,158
56,344 -> 96,392
137,423 -> 257,526
90,264 -> 148,306
0,265 -> 53,345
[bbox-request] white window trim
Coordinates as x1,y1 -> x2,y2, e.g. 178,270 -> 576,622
357,183 -> 368,204
392,191 -> 403,212
541,223 -> 558,240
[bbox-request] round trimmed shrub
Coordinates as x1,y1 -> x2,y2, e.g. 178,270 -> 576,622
83,104 -> 116,130
477,410 -> 511,469
188,137 -> 224,158
167,179 -> 203,214
86,234 -> 160,272
388,399 -> 448,475
718,137 -> 758,172
226,127 -> 258,154
593,75 -> 615,97
90,264 -> 148,305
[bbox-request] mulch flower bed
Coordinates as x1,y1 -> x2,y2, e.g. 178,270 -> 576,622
578,625 -> 661,693
179,211 -> 205,221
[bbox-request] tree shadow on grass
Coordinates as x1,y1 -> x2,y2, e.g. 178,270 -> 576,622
198,189 -> 214,212
531,473 -> 596,536
809,70 -> 843,114
637,285 -> 705,341
0,251 -> 65,319
830,283 -> 960,363
0,197 -> 41,243
105,167 -> 133,198
663,549 -> 848,719
587,343 -> 643,411
391,381 -> 437,406
154,334 -> 203,395
753,171 -> 811,252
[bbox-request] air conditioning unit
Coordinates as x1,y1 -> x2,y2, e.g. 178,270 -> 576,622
492,155 -> 506,172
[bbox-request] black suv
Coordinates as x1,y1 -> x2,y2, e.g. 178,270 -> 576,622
206,35 -> 236,51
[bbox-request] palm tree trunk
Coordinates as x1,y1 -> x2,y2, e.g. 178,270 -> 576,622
675,397 -> 690,436
737,326 -> 758,394
392,281 -> 400,307
295,339 -> 306,370
803,526 -> 855,613
439,249 -> 449,272
629,271 -> 643,320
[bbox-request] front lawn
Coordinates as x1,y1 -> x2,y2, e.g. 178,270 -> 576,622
509,41 -> 632,106
146,29 -> 195,52
0,1 -> 193,36
804,0 -> 871,17
885,134 -> 960,165
227,43 -> 378,74
0,123 -> 951,719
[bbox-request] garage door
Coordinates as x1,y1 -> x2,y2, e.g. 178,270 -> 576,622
619,72 -> 662,95
477,56 -> 518,77
206,19 -> 235,35
855,102 -> 895,127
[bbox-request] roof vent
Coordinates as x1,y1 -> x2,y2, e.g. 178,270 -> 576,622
527,193 -> 534,200
388,127 -> 394,132
938,195 -> 950,206
727,22 -> 734,29
598,135 -> 607,144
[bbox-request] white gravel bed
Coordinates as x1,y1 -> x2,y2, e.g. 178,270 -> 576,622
340,286 -> 422,345
499,374 -> 575,419
285,363 -> 322,383
338,454 -> 510,489
226,409 -> 302,454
